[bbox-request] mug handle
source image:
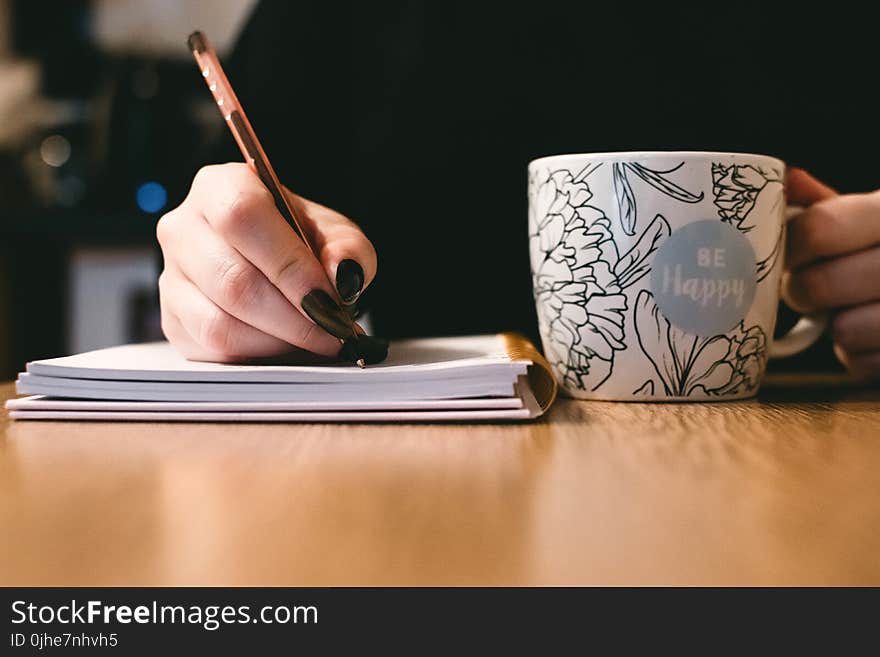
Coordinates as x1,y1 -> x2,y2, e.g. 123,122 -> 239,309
767,205 -> 828,359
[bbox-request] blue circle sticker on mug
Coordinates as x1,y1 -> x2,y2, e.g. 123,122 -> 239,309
649,220 -> 757,336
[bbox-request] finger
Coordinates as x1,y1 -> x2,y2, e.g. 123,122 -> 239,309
161,305 -> 245,363
157,208 -> 342,357
159,269 -> 294,361
833,344 -> 880,381
189,164 -> 342,308
830,301 -> 880,354
782,246 -> 880,313
785,191 -> 880,269
159,303 -> 203,356
161,301 -> 335,365
284,188 -> 377,304
786,167 -> 837,206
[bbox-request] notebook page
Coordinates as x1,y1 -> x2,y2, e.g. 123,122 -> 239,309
16,372 -> 518,402
26,335 -> 527,383
6,395 -> 524,412
6,408 -> 533,422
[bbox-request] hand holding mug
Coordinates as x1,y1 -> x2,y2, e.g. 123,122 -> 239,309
783,167 -> 880,379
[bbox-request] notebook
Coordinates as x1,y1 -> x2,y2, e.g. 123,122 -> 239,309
6,334 -> 558,422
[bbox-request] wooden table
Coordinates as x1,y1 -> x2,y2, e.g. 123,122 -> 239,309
2,376 -> 879,586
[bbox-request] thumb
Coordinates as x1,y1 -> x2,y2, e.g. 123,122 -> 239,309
786,166 -> 838,206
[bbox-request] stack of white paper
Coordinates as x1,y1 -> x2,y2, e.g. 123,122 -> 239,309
7,335 -> 556,422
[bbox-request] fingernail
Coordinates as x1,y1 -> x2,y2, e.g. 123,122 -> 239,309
301,289 -> 355,341
335,259 -> 364,304
339,334 -> 389,365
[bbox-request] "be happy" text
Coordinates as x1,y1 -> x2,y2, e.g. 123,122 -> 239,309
659,248 -> 746,308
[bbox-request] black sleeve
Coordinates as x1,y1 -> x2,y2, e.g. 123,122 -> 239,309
198,0 -> 357,216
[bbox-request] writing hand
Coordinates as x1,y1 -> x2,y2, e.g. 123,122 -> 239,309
156,163 -> 376,362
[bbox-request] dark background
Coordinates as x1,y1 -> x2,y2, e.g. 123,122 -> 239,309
2,0 -> 877,378
0,0 -> 253,378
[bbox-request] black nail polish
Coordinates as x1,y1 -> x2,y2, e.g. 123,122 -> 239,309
340,335 -> 389,365
335,259 -> 364,304
301,289 -> 355,341
343,303 -> 362,320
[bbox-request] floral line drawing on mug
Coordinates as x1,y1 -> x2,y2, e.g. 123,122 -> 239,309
632,290 -> 768,397
530,151 -> 823,401
711,163 -> 784,282
612,161 -> 704,235
529,165 -> 671,391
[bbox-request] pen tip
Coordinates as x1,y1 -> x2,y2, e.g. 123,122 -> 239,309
340,335 -> 388,367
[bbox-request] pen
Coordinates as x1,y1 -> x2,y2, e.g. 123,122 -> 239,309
186,30 -> 386,367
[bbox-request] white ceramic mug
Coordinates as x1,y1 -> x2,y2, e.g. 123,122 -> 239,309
528,151 -> 825,401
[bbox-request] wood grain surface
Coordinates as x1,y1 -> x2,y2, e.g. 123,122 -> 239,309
2,376 -> 879,586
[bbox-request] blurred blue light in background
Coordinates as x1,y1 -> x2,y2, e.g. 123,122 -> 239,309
136,182 -> 167,214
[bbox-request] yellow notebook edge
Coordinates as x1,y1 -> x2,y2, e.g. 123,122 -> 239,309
500,332 -> 558,415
